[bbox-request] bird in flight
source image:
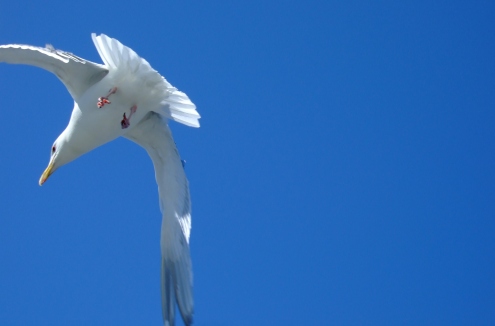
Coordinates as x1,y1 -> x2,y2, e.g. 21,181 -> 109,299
0,33 -> 199,326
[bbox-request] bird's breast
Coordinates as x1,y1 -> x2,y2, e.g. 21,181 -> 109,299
69,73 -> 161,152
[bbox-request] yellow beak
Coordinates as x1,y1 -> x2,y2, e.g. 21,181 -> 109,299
39,160 -> 55,186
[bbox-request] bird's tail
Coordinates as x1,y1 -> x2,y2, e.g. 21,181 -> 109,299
161,229 -> 194,326
159,90 -> 200,128
91,33 -> 200,128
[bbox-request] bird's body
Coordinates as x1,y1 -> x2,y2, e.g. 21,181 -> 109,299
57,62 -> 159,159
0,34 -> 199,326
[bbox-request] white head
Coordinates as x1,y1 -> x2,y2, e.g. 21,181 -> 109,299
39,131 -> 83,186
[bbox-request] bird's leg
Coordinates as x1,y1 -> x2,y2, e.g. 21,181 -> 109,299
121,113 -> 130,129
121,105 -> 137,129
97,87 -> 118,108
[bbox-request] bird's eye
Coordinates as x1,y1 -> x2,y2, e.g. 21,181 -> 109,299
52,146 -> 56,154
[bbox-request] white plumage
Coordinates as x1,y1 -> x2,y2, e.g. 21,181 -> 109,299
0,34 -> 198,326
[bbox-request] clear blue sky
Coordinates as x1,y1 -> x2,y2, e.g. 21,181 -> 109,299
0,1 -> 494,325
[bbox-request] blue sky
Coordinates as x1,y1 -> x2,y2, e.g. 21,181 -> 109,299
0,1 -> 494,325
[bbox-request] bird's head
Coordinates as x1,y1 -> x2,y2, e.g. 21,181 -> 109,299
39,132 -> 80,186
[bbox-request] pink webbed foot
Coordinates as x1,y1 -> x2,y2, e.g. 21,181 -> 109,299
97,87 -> 118,109
121,113 -> 130,129
121,105 -> 137,129
97,97 -> 110,108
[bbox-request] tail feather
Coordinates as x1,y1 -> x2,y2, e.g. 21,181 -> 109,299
160,90 -> 201,128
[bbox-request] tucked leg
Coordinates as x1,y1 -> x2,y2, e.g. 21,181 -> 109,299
121,113 -> 130,129
97,87 -> 118,108
121,105 -> 137,129
97,97 -> 110,108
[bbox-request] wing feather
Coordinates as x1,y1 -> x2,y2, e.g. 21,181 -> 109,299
124,112 -> 193,326
0,43 -> 108,99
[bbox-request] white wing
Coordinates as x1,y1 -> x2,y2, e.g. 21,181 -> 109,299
124,112 -> 193,326
0,43 -> 108,100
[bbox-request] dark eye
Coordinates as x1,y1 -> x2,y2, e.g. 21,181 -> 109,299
52,146 -> 56,154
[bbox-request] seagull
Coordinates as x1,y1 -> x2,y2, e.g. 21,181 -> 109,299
0,34 -> 199,326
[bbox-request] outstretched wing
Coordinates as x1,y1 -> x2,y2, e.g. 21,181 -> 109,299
0,43 -> 108,100
124,112 -> 193,326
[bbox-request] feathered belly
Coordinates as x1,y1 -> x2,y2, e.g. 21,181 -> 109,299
70,72 -> 165,152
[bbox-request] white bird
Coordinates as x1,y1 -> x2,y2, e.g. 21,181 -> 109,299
0,34 -> 199,326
